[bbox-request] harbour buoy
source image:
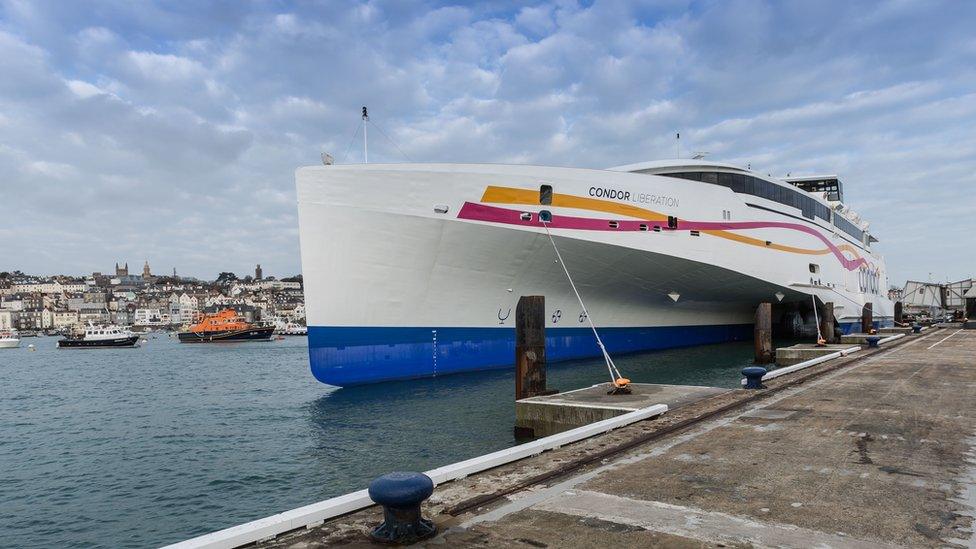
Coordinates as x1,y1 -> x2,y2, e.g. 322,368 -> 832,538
28,344 -> 35,351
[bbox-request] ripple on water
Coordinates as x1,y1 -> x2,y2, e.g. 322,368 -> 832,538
1,334 -> 774,548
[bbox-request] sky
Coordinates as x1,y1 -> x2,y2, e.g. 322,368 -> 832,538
0,0 -> 974,284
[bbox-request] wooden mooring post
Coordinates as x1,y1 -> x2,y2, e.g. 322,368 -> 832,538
861,302 -> 874,333
754,302 -> 773,364
819,301 -> 836,343
515,296 -> 547,400
894,301 -> 903,325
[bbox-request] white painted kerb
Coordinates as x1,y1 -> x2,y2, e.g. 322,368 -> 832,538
161,403 -> 668,549
740,332 -> 907,386
740,345 -> 861,386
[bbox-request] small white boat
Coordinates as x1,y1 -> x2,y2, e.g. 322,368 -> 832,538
58,323 -> 139,348
281,322 -> 308,336
0,330 -> 21,349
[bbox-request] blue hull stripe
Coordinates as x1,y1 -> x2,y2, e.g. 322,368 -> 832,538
838,318 -> 893,335
308,324 -> 753,386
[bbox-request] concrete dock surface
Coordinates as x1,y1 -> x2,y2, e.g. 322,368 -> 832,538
516,383 -> 729,436
259,328 -> 976,548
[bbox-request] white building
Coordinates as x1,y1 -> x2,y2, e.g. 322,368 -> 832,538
12,281 -> 87,294
0,310 -> 17,330
52,311 -> 79,330
231,280 -> 302,293
178,293 -> 199,324
1,298 -> 24,311
134,308 -> 164,325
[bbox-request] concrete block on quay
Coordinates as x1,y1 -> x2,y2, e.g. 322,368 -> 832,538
878,326 -> 912,335
515,383 -> 728,437
775,343 -> 855,367
840,333 -> 879,345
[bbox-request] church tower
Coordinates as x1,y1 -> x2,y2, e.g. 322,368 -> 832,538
143,260 -> 152,279
255,264 -> 263,280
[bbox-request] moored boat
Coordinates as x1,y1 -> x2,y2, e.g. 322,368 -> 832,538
0,330 -> 20,349
177,309 -> 274,343
297,159 -> 894,386
282,323 -> 307,336
58,324 -> 139,348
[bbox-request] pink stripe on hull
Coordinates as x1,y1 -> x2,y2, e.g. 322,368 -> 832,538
456,202 -> 868,271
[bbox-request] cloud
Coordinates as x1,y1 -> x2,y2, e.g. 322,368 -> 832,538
0,0 -> 974,283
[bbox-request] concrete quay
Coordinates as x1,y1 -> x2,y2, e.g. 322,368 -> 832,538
243,328 -> 975,548
515,383 -> 729,437
775,342 -> 859,367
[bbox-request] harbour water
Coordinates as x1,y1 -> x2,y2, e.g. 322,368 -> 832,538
2,334 -> 783,548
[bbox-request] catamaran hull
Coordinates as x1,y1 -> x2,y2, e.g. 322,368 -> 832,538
297,163 -> 892,386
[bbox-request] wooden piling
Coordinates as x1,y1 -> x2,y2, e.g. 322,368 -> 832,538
515,296 -> 547,401
894,301 -> 903,325
861,302 -> 873,333
754,302 -> 773,364
819,301 -> 836,343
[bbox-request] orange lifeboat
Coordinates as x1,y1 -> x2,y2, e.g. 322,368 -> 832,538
177,309 -> 274,343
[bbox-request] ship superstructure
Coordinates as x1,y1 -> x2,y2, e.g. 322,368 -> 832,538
296,159 -> 892,386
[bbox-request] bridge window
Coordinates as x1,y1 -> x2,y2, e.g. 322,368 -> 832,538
539,184 -> 552,205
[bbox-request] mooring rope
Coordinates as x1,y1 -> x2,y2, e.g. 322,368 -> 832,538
811,294 -> 824,342
540,220 -> 624,384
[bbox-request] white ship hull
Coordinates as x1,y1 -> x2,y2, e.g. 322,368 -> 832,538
297,162 -> 892,386
0,338 -> 21,349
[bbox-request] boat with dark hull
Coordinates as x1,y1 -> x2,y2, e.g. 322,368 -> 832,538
177,309 -> 274,343
58,324 -> 139,348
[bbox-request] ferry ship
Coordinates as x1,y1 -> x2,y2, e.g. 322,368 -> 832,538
296,159 -> 893,386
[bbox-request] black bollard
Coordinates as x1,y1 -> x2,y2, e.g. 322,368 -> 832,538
742,366 -> 767,390
367,472 -> 436,544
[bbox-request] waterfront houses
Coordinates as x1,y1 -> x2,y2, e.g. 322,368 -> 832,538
0,265 -> 305,331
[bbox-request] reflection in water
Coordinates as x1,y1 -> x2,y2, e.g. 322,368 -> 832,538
3,334 -> 803,549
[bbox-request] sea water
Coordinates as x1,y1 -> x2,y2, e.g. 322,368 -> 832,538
1,333 -> 774,548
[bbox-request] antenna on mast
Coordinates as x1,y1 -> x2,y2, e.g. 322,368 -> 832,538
362,106 -> 369,164
675,132 -> 680,158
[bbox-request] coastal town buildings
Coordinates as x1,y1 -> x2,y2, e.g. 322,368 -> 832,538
0,264 -> 305,332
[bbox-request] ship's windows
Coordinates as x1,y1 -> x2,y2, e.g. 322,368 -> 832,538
653,225 -> 662,232
690,230 -> 700,237
609,220 -> 619,229
678,172 -> 700,181
809,263 -> 820,274
730,174 -> 746,193
639,223 -> 648,231
539,210 -> 552,223
700,172 -> 718,184
539,185 -> 553,205
520,212 -> 532,221
718,172 -> 733,190
433,204 -> 449,214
